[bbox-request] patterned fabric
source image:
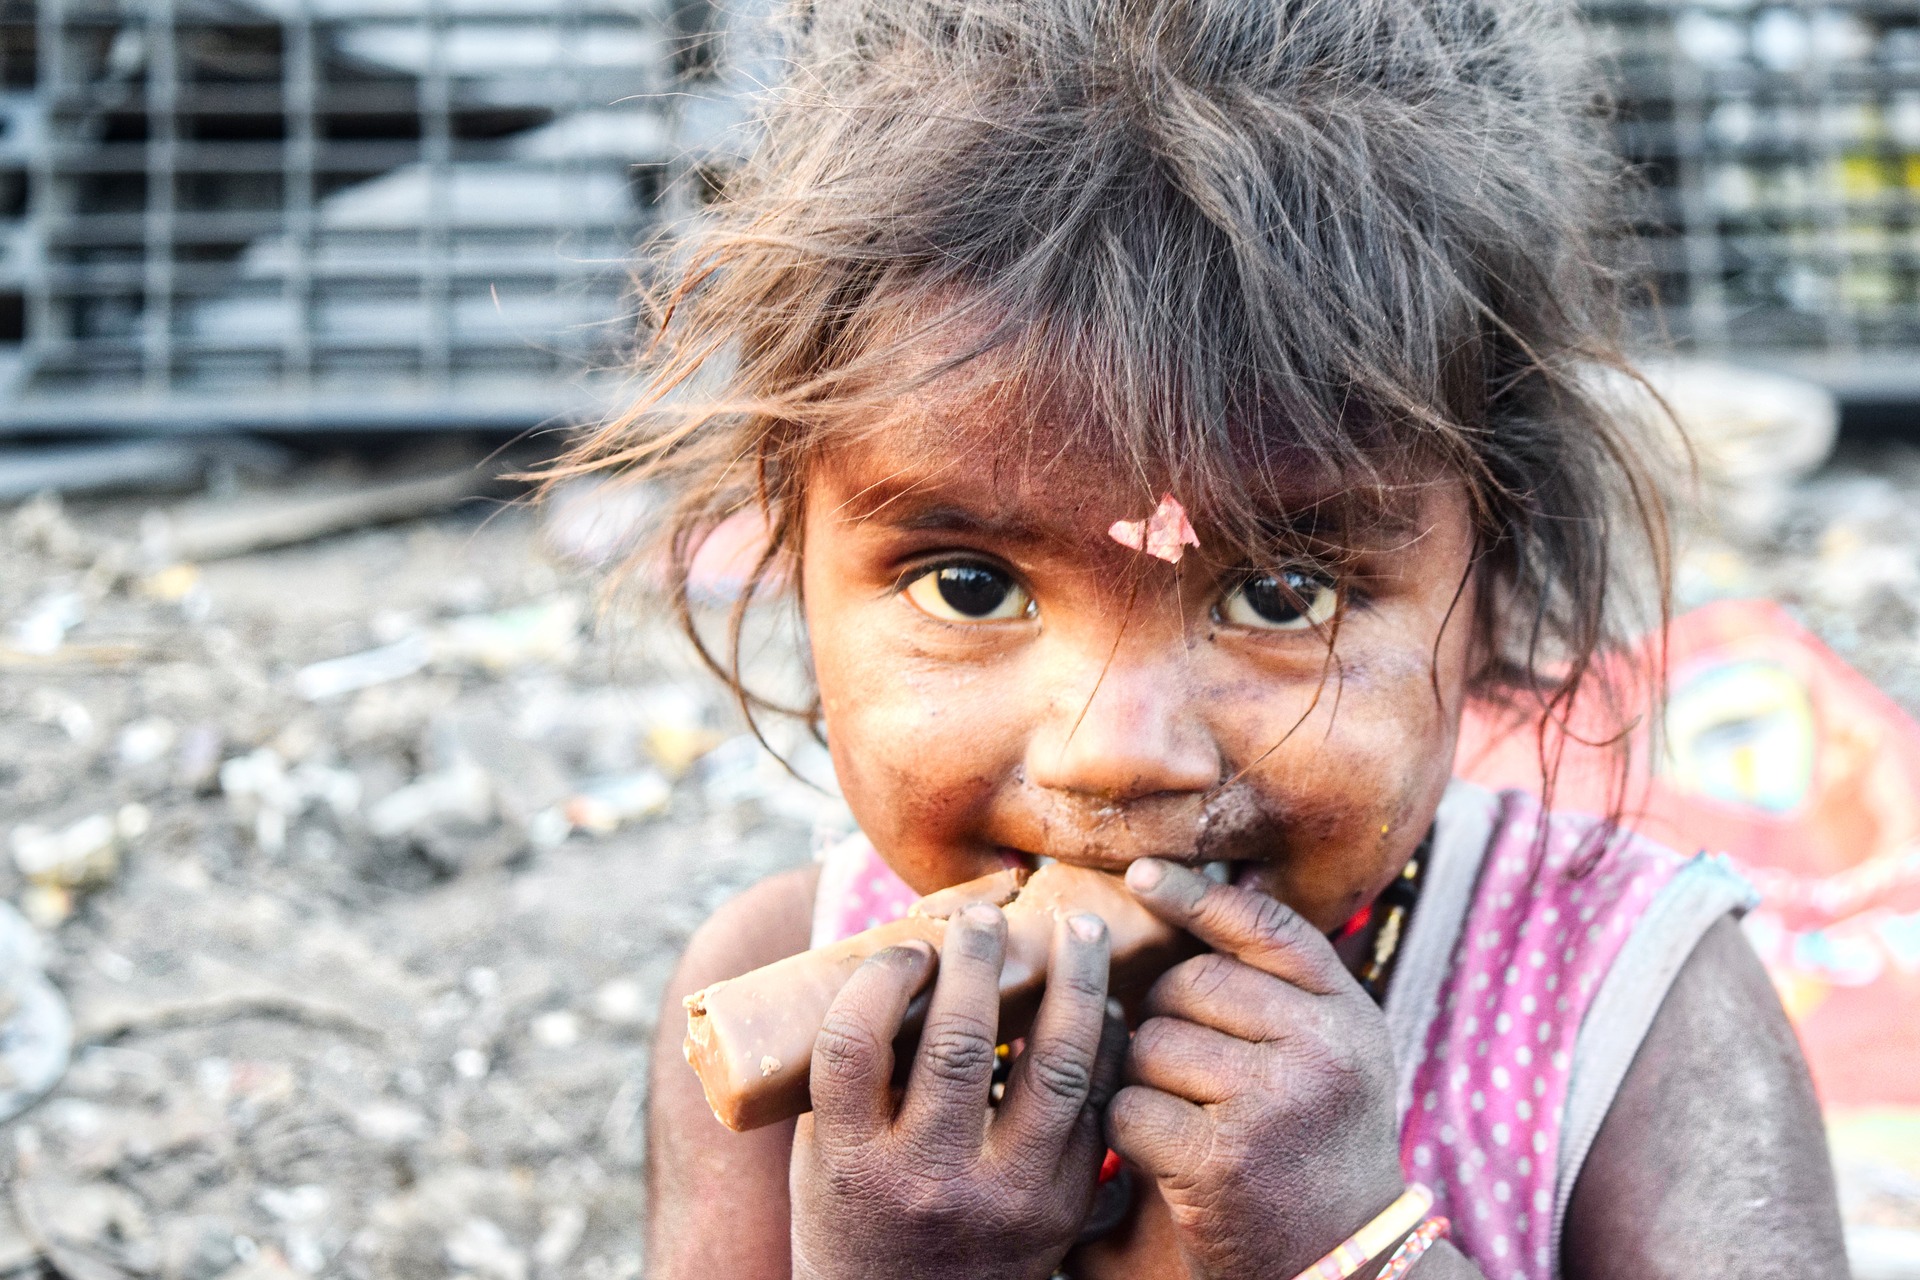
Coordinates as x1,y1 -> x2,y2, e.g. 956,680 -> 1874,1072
808,790 -> 1692,1280
810,828 -> 918,949
1397,790 -> 1684,1280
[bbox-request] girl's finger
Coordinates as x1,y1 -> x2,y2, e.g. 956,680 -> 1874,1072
1103,1083 -> 1211,1182
1124,859 -> 1350,995
1141,951 -> 1317,1041
1124,1015 -> 1262,1105
993,912 -> 1111,1167
1058,999 -> 1132,1184
898,903 -> 1008,1148
808,942 -> 937,1137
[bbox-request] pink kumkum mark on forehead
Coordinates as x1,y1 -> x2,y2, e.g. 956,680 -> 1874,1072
1108,494 -> 1200,564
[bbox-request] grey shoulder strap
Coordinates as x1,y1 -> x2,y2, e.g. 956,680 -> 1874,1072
1385,779 -> 1503,1122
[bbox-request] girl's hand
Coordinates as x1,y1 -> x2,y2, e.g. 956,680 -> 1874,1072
1108,859 -> 1409,1280
789,904 -> 1129,1280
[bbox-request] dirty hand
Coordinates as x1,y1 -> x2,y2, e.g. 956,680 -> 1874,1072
789,903 -> 1129,1280
1108,859 -> 1407,1280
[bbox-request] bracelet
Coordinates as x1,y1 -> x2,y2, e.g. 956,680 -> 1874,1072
1377,1215 -> 1449,1279
1292,1184 -> 1435,1280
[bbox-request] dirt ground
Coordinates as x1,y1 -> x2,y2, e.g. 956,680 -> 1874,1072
0,451 -> 838,1280
2,438 -> 1918,1279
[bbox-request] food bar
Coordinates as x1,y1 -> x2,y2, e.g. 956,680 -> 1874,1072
683,862 -> 1190,1131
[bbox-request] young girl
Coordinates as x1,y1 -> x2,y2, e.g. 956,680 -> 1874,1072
568,0 -> 1849,1275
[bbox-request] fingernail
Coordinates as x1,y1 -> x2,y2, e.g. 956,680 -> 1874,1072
961,902 -> 1002,927
1068,912 -> 1105,942
1105,998 -> 1125,1021
1126,858 -> 1166,892
895,940 -> 934,964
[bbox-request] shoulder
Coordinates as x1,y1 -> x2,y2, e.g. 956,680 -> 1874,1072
1563,913 -> 1847,1279
666,862 -> 822,1006
646,863 -> 820,1280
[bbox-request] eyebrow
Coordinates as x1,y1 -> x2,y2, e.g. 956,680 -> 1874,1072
886,503 -> 1050,543
831,468 -> 1053,545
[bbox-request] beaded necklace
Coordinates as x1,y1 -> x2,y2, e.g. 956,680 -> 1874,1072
1351,829 -> 1432,1003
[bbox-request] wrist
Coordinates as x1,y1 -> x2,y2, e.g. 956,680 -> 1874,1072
1289,1184 -> 1434,1280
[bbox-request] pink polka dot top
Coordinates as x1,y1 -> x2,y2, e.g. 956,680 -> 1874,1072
808,781 -> 1756,1279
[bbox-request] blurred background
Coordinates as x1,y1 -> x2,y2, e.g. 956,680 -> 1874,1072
1,2 -> 1919,1278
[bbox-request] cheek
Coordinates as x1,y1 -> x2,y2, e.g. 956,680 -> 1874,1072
1218,643 -> 1463,924
808,603 -> 1027,883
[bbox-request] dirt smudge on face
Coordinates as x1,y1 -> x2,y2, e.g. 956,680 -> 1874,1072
1194,782 -> 1280,863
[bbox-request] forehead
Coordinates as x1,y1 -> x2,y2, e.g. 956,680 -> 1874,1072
805,363 -> 1448,554
810,388 -> 1126,540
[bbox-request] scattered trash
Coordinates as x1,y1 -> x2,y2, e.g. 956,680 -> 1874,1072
173,723 -> 225,791
219,748 -> 362,855
559,771 -> 671,837
444,1216 -> 527,1280
435,598 -> 582,673
25,690 -> 95,745
11,806 -> 143,924
590,978 -> 648,1028
16,432 -> 1911,1273
449,1048 -> 489,1082
137,561 -> 203,605
534,1204 -> 587,1270
292,598 -> 582,701
0,902 -> 74,1120
529,1011 -> 581,1049
365,761 -> 492,841
0,449 -> 824,1279
8,588 -> 85,656
701,731 -> 848,828
116,717 -> 177,769
294,635 -> 433,701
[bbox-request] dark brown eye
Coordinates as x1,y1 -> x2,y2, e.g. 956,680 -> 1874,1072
905,564 -> 1033,622
1221,570 -> 1337,631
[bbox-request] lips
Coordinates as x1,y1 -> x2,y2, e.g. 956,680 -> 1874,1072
992,845 -> 1234,885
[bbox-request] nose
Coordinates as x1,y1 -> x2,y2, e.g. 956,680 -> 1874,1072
1023,646 -> 1222,802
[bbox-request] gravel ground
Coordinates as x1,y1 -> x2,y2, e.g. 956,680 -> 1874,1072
1,437 -> 1917,1279
0,451 -> 834,1280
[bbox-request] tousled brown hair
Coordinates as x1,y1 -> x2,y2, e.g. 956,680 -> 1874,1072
554,0 -> 1674,824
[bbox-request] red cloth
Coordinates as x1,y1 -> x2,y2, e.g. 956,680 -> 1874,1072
1456,599 -> 1920,1109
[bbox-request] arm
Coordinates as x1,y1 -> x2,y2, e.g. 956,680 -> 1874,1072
646,865 -> 820,1280
1561,913 -> 1847,1279
1102,867 -> 1845,1280
1412,914 -> 1844,1280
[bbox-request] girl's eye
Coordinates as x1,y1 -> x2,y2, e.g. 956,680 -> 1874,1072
1220,569 -> 1338,631
904,564 -> 1034,622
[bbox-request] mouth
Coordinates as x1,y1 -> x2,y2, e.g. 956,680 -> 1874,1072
994,846 -> 1235,885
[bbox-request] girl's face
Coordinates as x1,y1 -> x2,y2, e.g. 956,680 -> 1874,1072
799,383 -> 1480,931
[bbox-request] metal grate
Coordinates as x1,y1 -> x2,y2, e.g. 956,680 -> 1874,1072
0,0 -> 679,432
1593,1 -> 1920,400
13,3 -> 1920,431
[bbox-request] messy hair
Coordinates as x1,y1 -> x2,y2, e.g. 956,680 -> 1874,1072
558,0 -> 1672,821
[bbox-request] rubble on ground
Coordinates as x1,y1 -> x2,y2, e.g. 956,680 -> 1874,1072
0,452 -> 838,1279
2,427 -> 1919,1277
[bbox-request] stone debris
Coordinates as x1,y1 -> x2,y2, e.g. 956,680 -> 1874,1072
0,412 -> 1913,1277
0,902 -> 73,1122
0,446 -> 830,1279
